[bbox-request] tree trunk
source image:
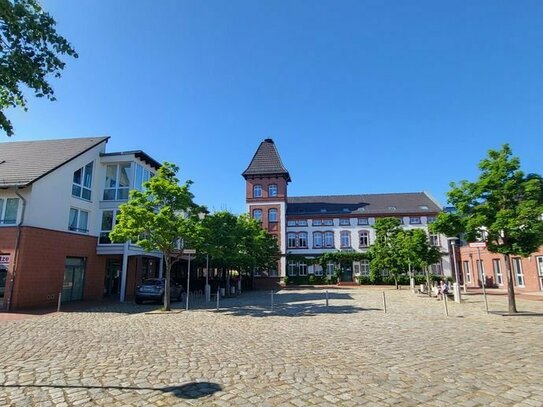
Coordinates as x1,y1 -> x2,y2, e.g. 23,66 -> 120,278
503,254 -> 517,314
164,255 -> 171,311
394,275 -> 398,290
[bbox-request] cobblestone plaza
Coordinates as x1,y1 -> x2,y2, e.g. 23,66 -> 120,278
1,288 -> 542,406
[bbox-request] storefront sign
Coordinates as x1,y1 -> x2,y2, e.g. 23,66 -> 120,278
0,255 -> 9,267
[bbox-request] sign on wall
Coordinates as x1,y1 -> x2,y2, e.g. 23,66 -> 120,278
0,255 -> 9,269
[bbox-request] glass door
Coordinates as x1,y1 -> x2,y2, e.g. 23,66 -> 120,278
0,254 -> 9,308
62,258 -> 86,302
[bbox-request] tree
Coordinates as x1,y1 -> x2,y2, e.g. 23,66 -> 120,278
431,145 -> 543,313
110,162 -> 204,311
369,217 -> 405,288
1,0 -> 78,136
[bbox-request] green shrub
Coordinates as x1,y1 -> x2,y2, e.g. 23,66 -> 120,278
357,275 -> 371,285
283,276 -> 289,285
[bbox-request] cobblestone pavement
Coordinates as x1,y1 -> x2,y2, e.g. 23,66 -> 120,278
1,288 -> 543,406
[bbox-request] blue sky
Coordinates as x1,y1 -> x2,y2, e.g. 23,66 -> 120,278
9,1 -> 543,213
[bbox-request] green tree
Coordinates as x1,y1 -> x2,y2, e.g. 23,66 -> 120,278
1,0 -> 78,137
110,162 -> 204,311
369,217 -> 405,288
431,145 -> 543,313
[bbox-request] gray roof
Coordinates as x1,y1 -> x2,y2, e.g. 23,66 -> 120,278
287,192 -> 442,215
0,136 -> 109,188
242,138 -> 291,182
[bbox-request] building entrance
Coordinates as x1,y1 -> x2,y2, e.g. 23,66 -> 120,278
104,259 -> 121,298
62,257 -> 86,302
0,254 -> 9,308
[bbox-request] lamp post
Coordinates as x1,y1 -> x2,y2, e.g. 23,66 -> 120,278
205,253 -> 211,302
448,238 -> 461,303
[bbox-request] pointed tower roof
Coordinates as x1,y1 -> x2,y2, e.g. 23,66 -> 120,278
242,138 -> 291,182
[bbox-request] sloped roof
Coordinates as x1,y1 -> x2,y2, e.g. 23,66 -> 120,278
287,192 -> 442,215
242,138 -> 291,182
0,136 -> 109,188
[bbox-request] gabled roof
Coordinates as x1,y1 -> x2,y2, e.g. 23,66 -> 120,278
100,150 -> 161,170
0,136 -> 109,188
287,192 -> 442,215
242,138 -> 291,182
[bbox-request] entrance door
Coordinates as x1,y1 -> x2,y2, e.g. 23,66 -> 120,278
341,263 -> 353,282
62,257 -> 86,303
0,254 -> 9,308
104,259 -> 121,298
537,256 -> 543,291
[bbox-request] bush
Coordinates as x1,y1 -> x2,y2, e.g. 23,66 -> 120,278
283,276 -> 289,285
357,275 -> 371,285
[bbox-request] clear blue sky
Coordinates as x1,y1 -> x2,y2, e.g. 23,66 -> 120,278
9,0 -> 543,213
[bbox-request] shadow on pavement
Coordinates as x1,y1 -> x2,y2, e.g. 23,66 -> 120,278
0,381 -> 222,399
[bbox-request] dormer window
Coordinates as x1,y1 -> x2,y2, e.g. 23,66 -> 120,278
388,206 -> 397,211
72,162 -> 93,200
253,184 -> 262,198
268,184 -> 278,197
339,218 -> 350,226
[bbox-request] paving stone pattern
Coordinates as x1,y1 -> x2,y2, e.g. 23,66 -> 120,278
1,288 -> 542,406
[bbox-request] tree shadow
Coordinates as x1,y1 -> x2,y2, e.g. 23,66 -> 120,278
216,303 -> 380,318
489,311 -> 543,317
0,381 -> 222,400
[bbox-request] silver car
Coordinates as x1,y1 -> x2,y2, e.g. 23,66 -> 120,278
135,278 -> 184,304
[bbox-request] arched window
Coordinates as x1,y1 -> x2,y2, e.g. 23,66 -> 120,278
324,231 -> 334,248
359,230 -> 370,248
340,231 -> 351,248
313,232 -> 323,248
253,184 -> 262,198
268,184 -> 278,197
268,208 -> 278,222
253,209 -> 262,221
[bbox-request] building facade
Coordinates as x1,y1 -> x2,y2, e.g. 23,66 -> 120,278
458,245 -> 543,293
0,137 -> 164,310
243,139 -> 452,286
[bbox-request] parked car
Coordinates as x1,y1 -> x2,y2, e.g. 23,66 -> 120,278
135,278 -> 184,304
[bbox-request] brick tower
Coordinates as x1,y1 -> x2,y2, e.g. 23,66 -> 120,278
242,139 -> 290,285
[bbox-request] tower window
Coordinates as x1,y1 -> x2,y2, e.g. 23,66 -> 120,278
268,184 -> 278,197
253,184 -> 262,198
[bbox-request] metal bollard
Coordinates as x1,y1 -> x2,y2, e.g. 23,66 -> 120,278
270,290 -> 274,312
443,293 -> 449,316
57,292 -> 62,312
382,291 -> 387,314
216,289 -> 220,311
325,290 -> 329,308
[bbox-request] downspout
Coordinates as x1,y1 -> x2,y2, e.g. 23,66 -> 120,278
7,187 -> 26,311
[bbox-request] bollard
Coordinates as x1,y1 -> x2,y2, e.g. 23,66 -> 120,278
271,290 -> 274,312
325,290 -> 329,308
382,291 -> 387,314
443,293 -> 449,316
57,292 -> 62,312
216,289 -> 220,311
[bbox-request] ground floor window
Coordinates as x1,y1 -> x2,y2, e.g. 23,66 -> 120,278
353,262 -> 360,276
288,261 -> 297,276
314,264 -> 323,276
463,261 -> 471,283
360,259 -> 370,276
62,257 -> 86,302
492,259 -> 503,286
512,257 -> 524,287
326,261 -> 335,276
268,267 -> 278,277
299,262 -> 307,276
431,263 -> 442,275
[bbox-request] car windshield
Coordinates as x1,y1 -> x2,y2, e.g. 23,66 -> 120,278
141,279 -> 164,286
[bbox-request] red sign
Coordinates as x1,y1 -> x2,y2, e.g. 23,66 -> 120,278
469,242 -> 487,248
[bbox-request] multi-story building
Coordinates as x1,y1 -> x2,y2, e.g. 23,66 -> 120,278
0,136 -> 164,310
459,245 -> 543,293
243,139 -> 452,287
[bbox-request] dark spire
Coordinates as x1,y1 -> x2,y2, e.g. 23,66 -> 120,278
242,138 -> 291,182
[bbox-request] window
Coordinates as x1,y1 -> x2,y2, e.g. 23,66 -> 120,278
99,210 -> 117,244
397,217 -> 404,224
313,232 -> 323,248
493,259 -> 503,286
314,264 -> 323,276
429,234 -> 440,246
288,260 -> 297,276
353,263 -> 360,275
72,162 -> 93,200
103,163 -> 131,200
298,232 -> 308,248
253,267 -> 261,277
287,233 -> 297,248
268,267 -> 278,277
287,220 -> 296,226
297,220 -> 308,226
253,209 -> 262,221
388,206 -> 397,211
431,264 -> 443,275
359,231 -> 370,248
313,219 -> 322,226
360,259 -> 370,276
358,218 -> 369,225
409,217 -> 421,224
324,231 -> 334,248
323,219 -> 334,226
463,260 -> 471,283
419,205 -> 429,210
134,164 -> 153,191
340,231 -> 351,248
68,208 -> 89,233
299,262 -> 307,276
339,218 -> 350,226
0,198 -> 19,225
253,184 -> 262,198
268,184 -> 278,197
268,209 -> 278,222
537,256 -> 543,277
476,260 -> 484,280
427,216 -> 436,223
512,258 -> 524,287
326,261 -> 335,276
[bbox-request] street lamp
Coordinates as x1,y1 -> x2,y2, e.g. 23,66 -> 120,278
448,237 -> 462,303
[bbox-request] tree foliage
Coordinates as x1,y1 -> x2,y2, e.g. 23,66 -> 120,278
110,162 -> 204,310
369,217 -> 405,287
0,0 -> 78,136
431,144 -> 543,312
